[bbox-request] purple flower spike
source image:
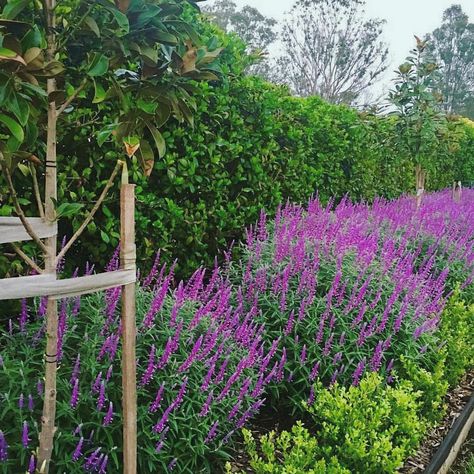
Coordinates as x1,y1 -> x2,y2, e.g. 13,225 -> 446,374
103,402 -> 113,426
19,393 -> 24,409
28,454 -> 36,473
37,379 -> 44,397
70,378 -> 79,408
307,385 -> 315,406
97,380 -> 106,411
84,447 -> 101,469
0,431 -> 8,461
168,458 -> 178,471
204,421 -> 219,444
22,421 -> 29,448
299,344 -> 307,364
99,454 -> 109,473
352,359 -> 366,386
28,394 -> 34,412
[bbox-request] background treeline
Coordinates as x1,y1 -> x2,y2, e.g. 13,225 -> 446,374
2,18 -> 474,280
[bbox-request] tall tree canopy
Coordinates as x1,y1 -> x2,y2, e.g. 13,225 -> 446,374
425,4 -> 474,119
274,0 -> 388,104
203,0 -> 277,75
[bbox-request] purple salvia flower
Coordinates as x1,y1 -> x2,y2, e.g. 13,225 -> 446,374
283,310 -> 295,336
103,402 -> 113,426
28,454 -> 36,473
299,344 -> 307,364
105,365 -> 113,382
330,368 -> 339,386
307,385 -> 315,406
309,362 -> 320,381
199,391 -> 213,417
71,354 -> 81,384
155,440 -> 165,453
92,372 -> 103,394
84,447 -> 101,470
22,421 -> 29,448
228,400 -> 242,420
204,421 -> 219,444
37,379 -> 43,397
352,359 -> 365,386
140,344 -> 156,386
143,250 -> 161,288
99,454 -> 108,474
70,378 -> 79,408
19,393 -> 24,409
149,383 -> 165,413
323,333 -> 334,356
28,394 -> 34,411
332,352 -> 342,365
0,431 -> 7,461
370,341 -> 384,372
19,299 -> 28,333
168,458 -> 178,471
72,437 -> 84,461
97,380 -> 106,411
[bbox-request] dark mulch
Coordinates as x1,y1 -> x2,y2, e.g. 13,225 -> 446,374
400,369 -> 474,473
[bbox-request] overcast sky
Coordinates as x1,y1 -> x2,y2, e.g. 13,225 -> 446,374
227,0 -> 474,96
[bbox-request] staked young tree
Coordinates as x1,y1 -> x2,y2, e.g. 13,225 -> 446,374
0,0 -> 222,471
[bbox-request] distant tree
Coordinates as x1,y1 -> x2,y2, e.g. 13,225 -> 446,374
203,0 -> 277,76
274,0 -> 388,104
425,4 -> 474,118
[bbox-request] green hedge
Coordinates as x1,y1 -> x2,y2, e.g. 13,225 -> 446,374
2,77 -> 474,279
64,76 -> 473,277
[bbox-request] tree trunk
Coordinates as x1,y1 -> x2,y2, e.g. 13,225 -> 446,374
37,0 -> 58,471
120,184 -> 137,474
415,164 -> 426,210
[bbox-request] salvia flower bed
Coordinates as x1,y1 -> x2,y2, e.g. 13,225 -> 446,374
0,189 -> 473,473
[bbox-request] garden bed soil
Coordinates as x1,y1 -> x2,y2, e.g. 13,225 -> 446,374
400,369 -> 474,473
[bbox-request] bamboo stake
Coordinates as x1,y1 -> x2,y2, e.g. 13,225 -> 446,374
120,183 -> 137,474
37,0 -> 58,470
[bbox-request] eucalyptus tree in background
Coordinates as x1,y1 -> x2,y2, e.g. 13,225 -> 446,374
274,0 -> 388,104
0,0 -> 222,471
203,0 -> 277,76
425,4 -> 474,119
388,37 -> 447,209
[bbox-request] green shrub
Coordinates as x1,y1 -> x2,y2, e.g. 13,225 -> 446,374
304,373 -> 425,474
437,291 -> 474,387
241,422 -> 350,474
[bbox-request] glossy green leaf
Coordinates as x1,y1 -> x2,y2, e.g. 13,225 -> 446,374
0,113 -> 24,142
87,53 -> 109,77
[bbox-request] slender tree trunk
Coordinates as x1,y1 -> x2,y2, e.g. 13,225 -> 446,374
37,0 -> 58,471
415,164 -> 426,210
120,184 -> 137,474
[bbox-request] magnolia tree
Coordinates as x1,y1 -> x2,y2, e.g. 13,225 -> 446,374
0,0 -> 222,471
388,37 -> 446,208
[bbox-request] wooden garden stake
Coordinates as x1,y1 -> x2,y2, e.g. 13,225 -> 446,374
120,182 -> 137,474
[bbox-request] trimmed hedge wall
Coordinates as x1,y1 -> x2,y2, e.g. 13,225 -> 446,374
2,76 -> 474,279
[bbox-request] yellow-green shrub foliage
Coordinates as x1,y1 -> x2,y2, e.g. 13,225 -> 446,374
438,291 -> 474,387
241,422 -> 350,474
305,373 -> 424,474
